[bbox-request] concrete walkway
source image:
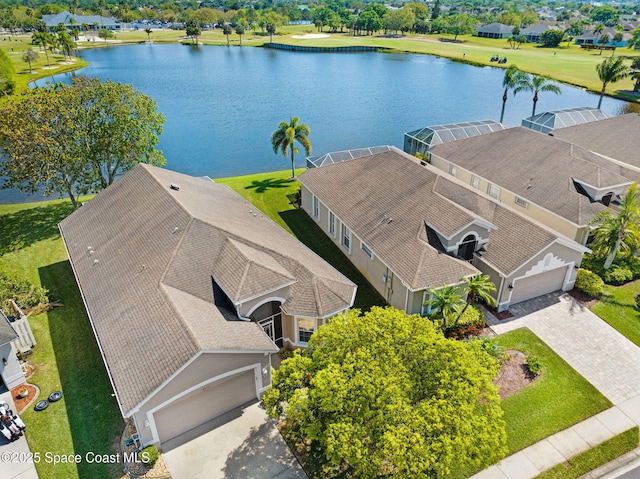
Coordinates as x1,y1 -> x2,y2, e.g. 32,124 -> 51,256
0,390 -> 39,479
471,292 -> 640,479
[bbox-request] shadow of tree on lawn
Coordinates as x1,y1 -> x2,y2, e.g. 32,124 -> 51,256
0,201 -> 75,256
244,178 -> 293,193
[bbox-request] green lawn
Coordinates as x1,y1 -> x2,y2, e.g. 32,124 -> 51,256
0,199 -> 122,479
494,328 -> 612,453
534,427 -> 639,479
216,169 -> 386,311
591,281 -> 640,347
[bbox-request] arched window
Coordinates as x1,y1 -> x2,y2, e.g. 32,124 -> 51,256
250,301 -> 283,347
458,234 -> 477,261
601,192 -> 614,206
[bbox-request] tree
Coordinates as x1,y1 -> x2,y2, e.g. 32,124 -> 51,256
0,48 -> 15,96
424,284 -> 465,330
590,183 -> 640,269
540,29 -> 565,48
235,23 -> 245,45
223,24 -> 232,45
21,48 -> 38,74
629,27 -> 640,50
271,117 -> 311,179
185,20 -> 201,45
500,64 -> 526,124
446,13 -> 475,40
596,56 -> 631,109
383,8 -> 414,34
57,30 -> 77,58
32,31 -> 52,67
455,273 -> 497,323
591,6 -> 617,26
631,57 -> 640,93
514,74 -> 561,117
144,27 -> 152,42
266,22 -> 276,42
356,10 -> 382,35
263,307 -> 507,478
0,77 -> 166,207
97,28 -> 113,44
597,33 -> 610,54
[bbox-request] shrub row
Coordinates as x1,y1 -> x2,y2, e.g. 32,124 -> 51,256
578,254 -> 640,288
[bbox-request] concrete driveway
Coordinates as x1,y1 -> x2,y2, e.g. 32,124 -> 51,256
162,402 -> 307,479
0,390 -> 39,479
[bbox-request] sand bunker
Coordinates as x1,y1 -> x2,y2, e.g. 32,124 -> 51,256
291,34 -> 330,39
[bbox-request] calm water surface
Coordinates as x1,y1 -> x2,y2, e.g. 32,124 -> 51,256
6,44 -> 629,203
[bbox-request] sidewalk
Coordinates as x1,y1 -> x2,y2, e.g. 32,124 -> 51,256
470,292 -> 640,479
0,389 -> 39,479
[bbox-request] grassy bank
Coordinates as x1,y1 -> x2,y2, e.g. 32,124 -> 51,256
591,281 -> 640,348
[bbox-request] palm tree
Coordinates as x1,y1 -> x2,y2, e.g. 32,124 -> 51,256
424,284 -> 465,330
271,117 -> 312,179
631,57 -> 640,93
223,24 -> 232,46
500,65 -> 526,123
590,183 -> 640,269
596,56 -> 631,109
514,74 -> 561,117
235,24 -> 245,45
455,273 -> 497,323
22,48 -> 38,73
144,28 -> 152,42
31,31 -> 51,67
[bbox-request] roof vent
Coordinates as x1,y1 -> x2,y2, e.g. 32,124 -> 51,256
170,183 -> 180,191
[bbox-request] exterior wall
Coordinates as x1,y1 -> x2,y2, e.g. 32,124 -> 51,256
302,185 -> 410,311
281,312 -> 296,348
237,286 -> 290,318
0,343 -> 25,390
472,259 -> 505,307
132,351 -> 271,445
429,153 -> 585,243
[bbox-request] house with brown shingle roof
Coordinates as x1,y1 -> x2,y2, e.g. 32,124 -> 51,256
298,148 -> 587,313
428,127 -> 633,245
58,164 -> 356,448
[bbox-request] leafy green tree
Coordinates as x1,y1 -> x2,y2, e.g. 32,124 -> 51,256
540,29 -> 565,47
223,24 -> 232,45
514,74 -> 561,117
596,56 -> 631,109
431,0 -> 441,19
591,6 -> 617,26
590,183 -> 640,269
0,77 -> 165,207
446,13 -> 475,40
629,27 -> 640,50
383,7 -> 414,34
185,20 -> 201,44
21,48 -> 38,74
424,284 -> 465,330
271,117 -> 311,179
0,48 -> 15,96
263,307 -> 507,479
235,23 -> 245,45
356,10 -> 382,35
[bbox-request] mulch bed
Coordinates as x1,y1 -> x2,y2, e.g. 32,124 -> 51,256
493,349 -> 538,400
10,384 -> 39,414
567,289 -> 599,308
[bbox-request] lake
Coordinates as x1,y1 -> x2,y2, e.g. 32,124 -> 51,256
4,44 -> 630,203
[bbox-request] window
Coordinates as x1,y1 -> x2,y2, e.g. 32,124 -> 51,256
449,164 -> 457,177
329,211 -> 336,237
297,318 -> 315,344
488,184 -> 500,200
458,234 -> 477,261
312,195 -> 319,219
514,196 -> 528,208
361,242 -> 373,259
341,224 -> 351,252
470,176 -> 480,189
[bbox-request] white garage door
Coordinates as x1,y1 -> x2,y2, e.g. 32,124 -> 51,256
510,266 -> 568,305
154,369 -> 258,445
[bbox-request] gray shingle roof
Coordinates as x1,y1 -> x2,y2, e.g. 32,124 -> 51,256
42,11 -> 119,27
59,164 -> 355,415
551,114 -> 640,174
299,148 -> 566,288
477,23 -> 514,34
0,311 -> 18,347
430,127 -> 632,226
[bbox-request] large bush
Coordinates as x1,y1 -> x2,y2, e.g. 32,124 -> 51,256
446,304 -> 485,339
602,265 -> 633,286
139,445 -> 160,466
0,273 -> 49,316
574,268 -> 604,297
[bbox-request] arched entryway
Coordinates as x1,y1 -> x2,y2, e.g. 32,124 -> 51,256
249,301 -> 283,348
458,234 -> 477,261
601,192 -> 614,206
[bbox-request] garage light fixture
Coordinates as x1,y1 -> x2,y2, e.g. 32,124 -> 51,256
508,284 -> 514,289
2,358 -> 7,366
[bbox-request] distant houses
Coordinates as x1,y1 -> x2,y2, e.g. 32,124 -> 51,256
476,23 -> 514,39
41,11 -> 121,31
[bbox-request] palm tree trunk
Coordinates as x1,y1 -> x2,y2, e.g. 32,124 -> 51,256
290,146 -> 295,179
532,92 -> 538,117
604,237 -> 622,269
500,89 -> 508,123
598,88 -> 605,109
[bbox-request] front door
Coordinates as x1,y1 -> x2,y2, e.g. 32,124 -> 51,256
250,301 -> 283,348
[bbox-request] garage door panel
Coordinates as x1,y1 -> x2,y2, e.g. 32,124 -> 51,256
510,266 -> 567,305
154,369 -> 257,444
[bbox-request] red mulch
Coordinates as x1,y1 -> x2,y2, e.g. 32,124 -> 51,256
493,350 -> 538,400
492,309 -> 513,320
10,384 -> 38,414
567,289 -> 599,308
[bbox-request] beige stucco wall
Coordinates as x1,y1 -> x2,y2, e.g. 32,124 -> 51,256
281,312 -> 296,348
132,351 -> 271,445
0,343 -> 25,391
429,154 -> 585,243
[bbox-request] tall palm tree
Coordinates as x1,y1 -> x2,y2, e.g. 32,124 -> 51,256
31,31 -> 51,67
271,117 -> 312,179
514,74 -> 561,117
223,24 -> 233,46
596,56 -> 631,109
144,28 -> 152,42
455,273 -> 497,323
590,183 -> 640,269
424,284 -> 465,330
500,65 -> 526,123
631,57 -> 640,93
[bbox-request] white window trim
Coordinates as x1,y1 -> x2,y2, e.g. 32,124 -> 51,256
341,223 -> 351,253
312,195 -> 320,220
361,241 -> 373,260
488,184 -> 500,200
328,211 -> 336,238
295,317 -> 318,346
471,176 -> 480,189
449,164 -> 457,177
514,196 -> 529,209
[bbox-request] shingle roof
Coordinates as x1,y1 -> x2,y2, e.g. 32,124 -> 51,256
59,164 -> 355,415
551,114 -> 640,174
477,22 -> 514,34
42,11 -> 119,27
430,127 -> 632,226
0,311 -> 18,348
299,148 -> 567,288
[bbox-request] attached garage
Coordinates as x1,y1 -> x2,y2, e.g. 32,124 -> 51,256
153,368 -> 259,446
509,265 -> 569,305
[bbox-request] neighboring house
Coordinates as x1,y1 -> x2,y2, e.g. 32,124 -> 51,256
520,23 -> 563,43
0,311 -> 25,391
403,120 -> 504,157
298,148 -> 587,313
575,27 -> 630,47
428,127 -> 634,244
476,23 -> 514,39
42,11 -> 121,31
59,164 -> 356,448
521,107 -> 609,134
551,114 -> 640,179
